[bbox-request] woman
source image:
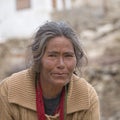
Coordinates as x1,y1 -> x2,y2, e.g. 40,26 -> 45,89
0,21 -> 100,120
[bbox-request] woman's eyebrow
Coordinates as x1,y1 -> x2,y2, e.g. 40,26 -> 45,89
47,51 -> 75,55
47,51 -> 59,54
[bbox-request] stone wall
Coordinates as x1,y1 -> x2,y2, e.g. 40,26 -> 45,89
0,38 -> 29,80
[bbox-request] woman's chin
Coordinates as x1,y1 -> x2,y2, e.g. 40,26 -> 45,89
50,79 -> 69,87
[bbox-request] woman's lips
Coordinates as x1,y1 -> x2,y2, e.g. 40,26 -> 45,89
52,73 -> 68,77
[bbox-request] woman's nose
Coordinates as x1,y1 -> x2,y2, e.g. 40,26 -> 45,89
57,57 -> 65,69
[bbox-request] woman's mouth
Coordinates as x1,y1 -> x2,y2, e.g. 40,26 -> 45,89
52,73 -> 68,77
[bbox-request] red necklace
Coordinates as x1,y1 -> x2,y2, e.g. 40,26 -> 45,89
36,80 -> 65,120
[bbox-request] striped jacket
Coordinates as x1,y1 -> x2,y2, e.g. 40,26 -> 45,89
0,69 -> 100,120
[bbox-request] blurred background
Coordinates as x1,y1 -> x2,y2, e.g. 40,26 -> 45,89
0,0 -> 120,119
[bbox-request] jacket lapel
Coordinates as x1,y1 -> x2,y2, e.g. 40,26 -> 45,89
8,69 -> 37,111
67,75 -> 90,114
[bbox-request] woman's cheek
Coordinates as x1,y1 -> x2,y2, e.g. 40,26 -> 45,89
43,60 -> 56,68
67,62 -> 76,72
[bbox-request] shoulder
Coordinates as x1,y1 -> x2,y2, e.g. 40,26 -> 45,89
72,74 -> 99,103
67,74 -> 99,113
68,74 -> 100,119
0,69 -> 31,96
0,68 -> 36,112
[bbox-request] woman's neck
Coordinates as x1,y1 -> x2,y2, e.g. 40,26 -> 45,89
40,80 -> 63,99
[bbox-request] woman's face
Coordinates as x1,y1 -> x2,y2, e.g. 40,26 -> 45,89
40,36 -> 77,87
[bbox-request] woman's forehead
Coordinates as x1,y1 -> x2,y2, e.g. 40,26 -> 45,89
46,37 -> 73,47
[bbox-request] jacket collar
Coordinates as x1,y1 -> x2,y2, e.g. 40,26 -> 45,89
8,69 -> 90,114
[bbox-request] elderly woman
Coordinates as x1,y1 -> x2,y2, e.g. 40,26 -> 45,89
0,21 -> 100,120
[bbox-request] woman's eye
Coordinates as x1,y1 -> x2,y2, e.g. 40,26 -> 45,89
48,54 -> 57,57
65,54 -> 73,57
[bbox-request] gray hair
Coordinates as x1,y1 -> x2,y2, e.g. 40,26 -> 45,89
27,21 -> 87,75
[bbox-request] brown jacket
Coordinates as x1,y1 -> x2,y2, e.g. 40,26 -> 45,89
0,69 -> 100,120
